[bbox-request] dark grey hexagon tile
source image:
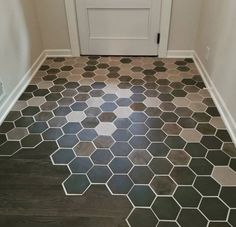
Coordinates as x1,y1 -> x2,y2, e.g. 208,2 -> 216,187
170,167 -> 196,185
145,118 -> 164,128
174,186 -> 201,207
100,102 -> 117,112
127,208 -> 158,227
208,222 -> 232,227
112,129 -> 132,142
229,209 -> 236,227
4,111 -> 21,121
167,149 -> 190,165
69,157 -> 93,173
206,150 -> 230,166
51,149 -> 75,165
91,149 -> 113,165
177,117 -> 197,128
21,134 -> 42,148
165,136 -> 186,149
157,221 -> 179,227
152,197 -> 180,220
94,135 -> 114,148
129,112 -> 148,123
0,134 -> 7,146
201,136 -> 223,149
220,187 -> 236,207
88,165 -> 112,183
0,141 -> 21,156
194,176 -> 221,196
216,129 -> 232,142
129,150 -> 152,165
146,129 -> 167,142
145,107 -> 162,117
185,143 -> 207,157
148,143 -> 170,157
74,141 -> 95,156
129,124 -> 148,135
197,123 -> 216,135
128,185 -> 155,207
129,136 -> 150,149
15,116 -> 34,127
98,112 -> 117,122
42,128 -> 63,141
151,176 -> 177,195
110,142 -> 133,156
107,175 -> 133,195
114,118 -> 132,129
189,158 -> 213,175
129,166 -> 154,184
230,159 -> 236,172
77,129 -> 98,141
0,122 -> 15,133
63,174 -> 90,195
199,197 -> 229,221
48,116 -> 67,127
81,117 -> 99,128
177,209 -> 208,227
28,122 -> 48,133
149,158 -> 173,175
57,135 -> 79,148
62,122 -> 82,134
109,157 -> 132,174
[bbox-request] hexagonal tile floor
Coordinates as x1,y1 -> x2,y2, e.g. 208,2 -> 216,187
0,56 -> 236,227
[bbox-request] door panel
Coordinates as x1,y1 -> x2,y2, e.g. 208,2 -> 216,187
76,0 -> 162,55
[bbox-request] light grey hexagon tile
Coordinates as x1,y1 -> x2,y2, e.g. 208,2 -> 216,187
95,123 -> 117,136
7,128 -> 28,140
212,166 -> 236,186
66,111 -> 86,122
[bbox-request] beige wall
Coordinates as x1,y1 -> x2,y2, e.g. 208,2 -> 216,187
34,0 -> 202,51
195,0 -> 236,125
0,0 -> 43,107
168,0 -> 203,50
34,0 -> 70,50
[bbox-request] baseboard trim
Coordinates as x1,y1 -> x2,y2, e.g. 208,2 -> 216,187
44,49 -> 72,57
0,49 -> 72,124
166,50 -> 194,58
193,52 -> 236,145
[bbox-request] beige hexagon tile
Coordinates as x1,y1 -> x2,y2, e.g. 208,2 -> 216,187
180,129 -> 202,142
7,128 -> 28,140
37,81 -> 53,89
66,111 -> 86,122
31,77 -> 42,84
57,71 -> 70,78
143,97 -> 161,107
212,166 -> 236,186
167,149 -> 191,166
114,107 -> 132,118
35,71 -> 47,78
173,97 -> 190,107
189,102 -> 207,112
67,75 -> 82,82
186,93 -> 204,102
86,97 -> 104,107
93,75 -> 108,82
12,101 -> 28,111
210,117 -> 226,129
79,78 -> 94,85
95,123 -> 116,136
162,123 -> 182,135
28,97 -> 46,106
103,85 -> 119,94
199,89 -> 211,98
116,89 -> 133,98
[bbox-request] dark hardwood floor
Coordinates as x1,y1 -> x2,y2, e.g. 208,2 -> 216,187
0,141 -> 131,227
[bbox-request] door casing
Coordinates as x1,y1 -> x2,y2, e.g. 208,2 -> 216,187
65,0 -> 172,57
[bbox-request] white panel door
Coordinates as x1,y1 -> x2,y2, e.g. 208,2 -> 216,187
76,0 -> 162,56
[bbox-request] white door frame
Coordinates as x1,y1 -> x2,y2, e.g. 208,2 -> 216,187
65,0 -> 172,57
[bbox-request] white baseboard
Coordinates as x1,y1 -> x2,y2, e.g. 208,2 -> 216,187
193,52 -> 236,145
0,51 -> 47,124
44,49 -> 72,57
167,50 -> 194,58
0,49 -> 72,124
